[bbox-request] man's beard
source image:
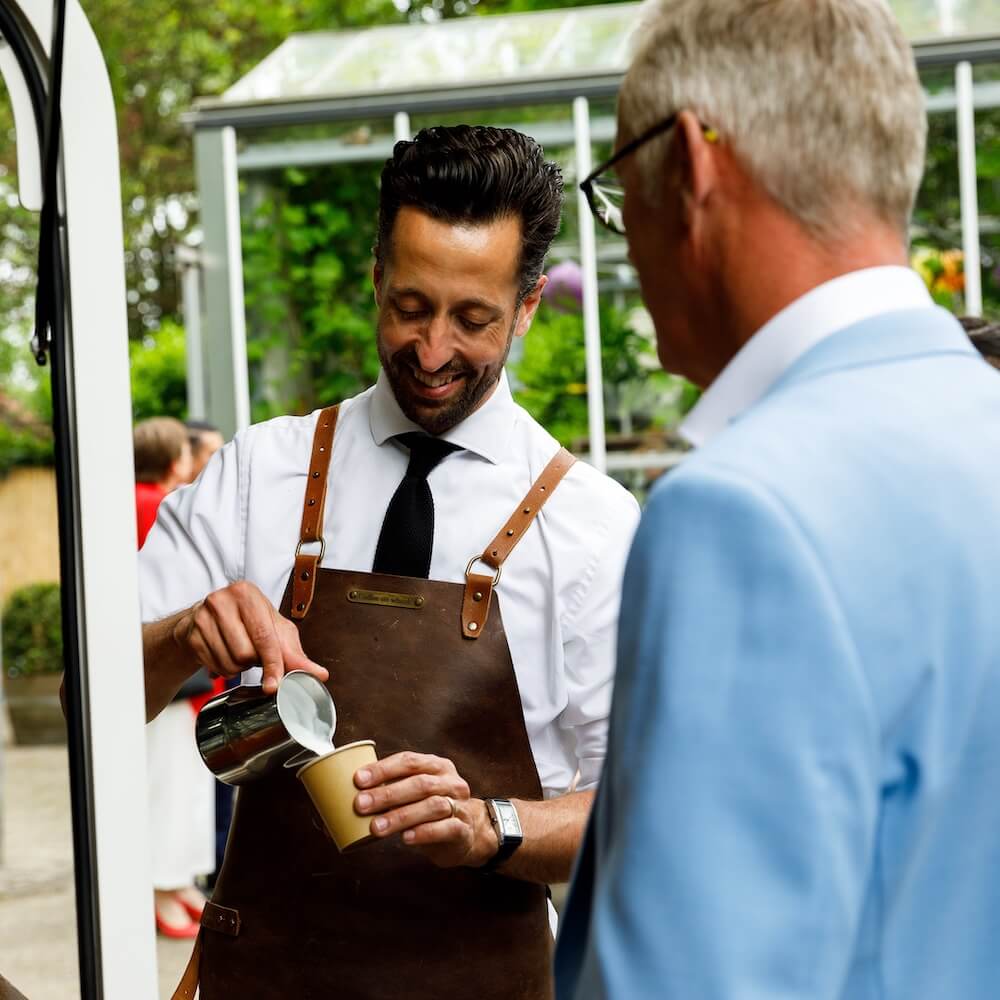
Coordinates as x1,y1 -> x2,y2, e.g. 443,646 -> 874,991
377,335 -> 511,436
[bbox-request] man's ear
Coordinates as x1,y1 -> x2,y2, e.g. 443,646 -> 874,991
373,258 -> 384,307
514,275 -> 548,338
675,110 -> 718,218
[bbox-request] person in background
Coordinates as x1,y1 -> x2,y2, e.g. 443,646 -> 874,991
133,417 -> 213,939
557,1 -> 1000,998
185,419 -> 225,482
960,315 -> 1000,369
134,417 -> 192,546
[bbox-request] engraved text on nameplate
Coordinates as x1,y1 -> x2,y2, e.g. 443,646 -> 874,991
346,589 -> 425,610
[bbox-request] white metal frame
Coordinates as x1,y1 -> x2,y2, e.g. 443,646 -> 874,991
956,61 -> 982,316
192,99 -> 616,462
1,1 -> 158,995
194,125 -> 252,439
573,95 -> 607,473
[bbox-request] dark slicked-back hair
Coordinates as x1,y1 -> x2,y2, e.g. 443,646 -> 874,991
376,125 -> 564,300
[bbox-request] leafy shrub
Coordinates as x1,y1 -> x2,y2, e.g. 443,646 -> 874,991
242,163 -> 383,420
129,320 -> 188,421
513,301 -> 692,447
0,423 -> 54,479
2,582 -> 63,678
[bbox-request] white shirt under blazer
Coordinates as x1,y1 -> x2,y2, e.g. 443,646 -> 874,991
139,372 -> 641,799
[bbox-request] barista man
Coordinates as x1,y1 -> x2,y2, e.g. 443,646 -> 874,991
139,126 -> 640,1000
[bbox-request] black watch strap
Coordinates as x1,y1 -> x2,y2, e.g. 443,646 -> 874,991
483,798 -> 523,872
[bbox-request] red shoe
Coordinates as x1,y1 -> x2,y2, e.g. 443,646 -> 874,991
155,911 -> 200,939
179,897 -> 205,922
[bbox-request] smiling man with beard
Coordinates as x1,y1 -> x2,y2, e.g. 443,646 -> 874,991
137,125 -> 639,1000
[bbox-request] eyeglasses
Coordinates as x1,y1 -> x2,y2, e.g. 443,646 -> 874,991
579,113 -> 719,236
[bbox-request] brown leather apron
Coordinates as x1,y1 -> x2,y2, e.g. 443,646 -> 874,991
178,405 -> 575,1000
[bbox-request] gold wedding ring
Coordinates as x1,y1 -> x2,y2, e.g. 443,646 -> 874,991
446,796 -> 458,819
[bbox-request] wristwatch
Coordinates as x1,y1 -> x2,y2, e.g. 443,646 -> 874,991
483,798 -> 523,871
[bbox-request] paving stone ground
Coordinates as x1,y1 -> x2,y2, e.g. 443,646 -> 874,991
0,710 -> 189,999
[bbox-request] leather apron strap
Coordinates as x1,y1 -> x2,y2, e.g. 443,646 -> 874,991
461,447 -> 576,639
171,901 -> 236,999
290,405 -> 339,620
289,409 -> 576,642
171,933 -> 201,1000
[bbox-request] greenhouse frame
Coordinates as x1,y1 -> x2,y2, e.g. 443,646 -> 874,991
184,1 -> 1000,473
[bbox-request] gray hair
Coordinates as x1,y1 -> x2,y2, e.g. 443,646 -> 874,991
619,0 -> 927,241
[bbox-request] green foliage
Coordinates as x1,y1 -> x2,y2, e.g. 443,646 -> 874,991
912,81 -> 1000,317
242,165 -> 382,417
0,423 -> 54,479
514,302 -> 691,447
2,582 -> 63,678
65,0 -> 574,339
129,320 -> 188,421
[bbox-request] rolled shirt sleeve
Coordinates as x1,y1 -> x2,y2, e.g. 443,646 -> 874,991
561,465 -> 880,999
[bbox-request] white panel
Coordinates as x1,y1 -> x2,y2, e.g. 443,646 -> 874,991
393,110 -> 411,142
956,61 -> 982,317
573,96 -> 607,474
221,126 -> 252,432
15,0 -> 161,994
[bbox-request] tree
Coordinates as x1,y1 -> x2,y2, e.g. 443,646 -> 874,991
128,321 -> 188,421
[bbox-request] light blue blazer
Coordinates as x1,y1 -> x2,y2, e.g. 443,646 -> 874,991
555,308 -> 1000,999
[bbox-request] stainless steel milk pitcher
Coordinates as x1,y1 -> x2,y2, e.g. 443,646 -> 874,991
195,670 -> 336,785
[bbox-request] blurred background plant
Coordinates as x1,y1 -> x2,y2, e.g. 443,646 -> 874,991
911,246 -> 967,307
1,582 -> 62,679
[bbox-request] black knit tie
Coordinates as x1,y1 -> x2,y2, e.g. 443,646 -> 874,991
372,433 -> 462,579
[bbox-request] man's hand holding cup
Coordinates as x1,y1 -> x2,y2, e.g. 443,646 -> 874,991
353,751 -> 498,868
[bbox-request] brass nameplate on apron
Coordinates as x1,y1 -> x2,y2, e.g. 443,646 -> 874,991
347,589 -> 425,610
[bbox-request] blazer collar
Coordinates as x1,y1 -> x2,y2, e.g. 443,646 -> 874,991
763,306 -> 978,404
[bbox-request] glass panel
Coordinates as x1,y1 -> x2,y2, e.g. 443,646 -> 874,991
224,7 -> 644,105
893,0 -> 1000,39
221,2 -> 1000,108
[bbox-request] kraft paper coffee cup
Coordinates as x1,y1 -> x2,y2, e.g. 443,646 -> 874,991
297,740 -> 378,852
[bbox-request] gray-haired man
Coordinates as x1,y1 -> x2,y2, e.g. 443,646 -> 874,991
557,1 -> 1000,998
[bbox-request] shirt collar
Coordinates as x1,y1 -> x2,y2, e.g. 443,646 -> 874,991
679,266 -> 933,448
369,368 -> 517,464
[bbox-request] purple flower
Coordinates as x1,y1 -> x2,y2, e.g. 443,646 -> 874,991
542,260 -> 583,312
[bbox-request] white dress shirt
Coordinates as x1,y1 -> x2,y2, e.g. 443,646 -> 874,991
139,371 -> 640,798
680,266 -> 933,447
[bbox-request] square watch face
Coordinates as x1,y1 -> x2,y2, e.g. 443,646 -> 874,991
496,800 -> 521,837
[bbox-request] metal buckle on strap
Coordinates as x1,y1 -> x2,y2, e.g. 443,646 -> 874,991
465,555 -> 501,586
296,538 -> 326,562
